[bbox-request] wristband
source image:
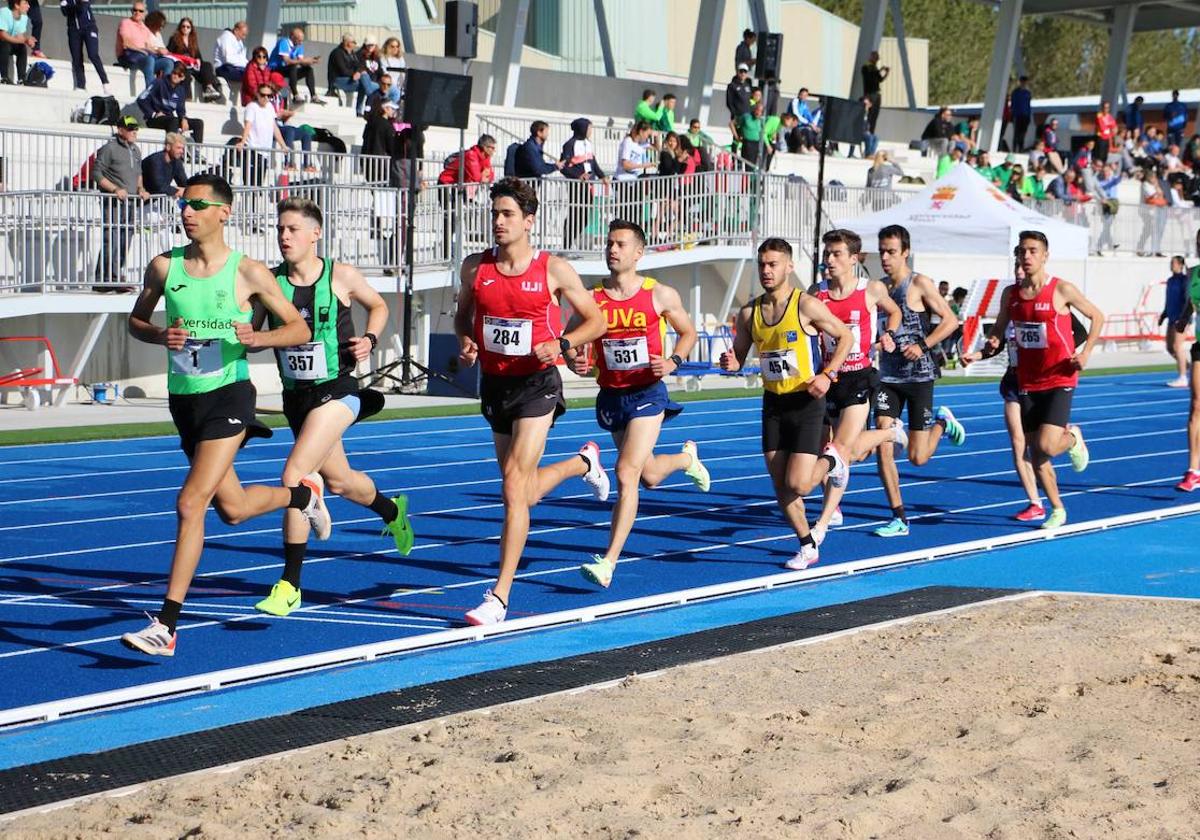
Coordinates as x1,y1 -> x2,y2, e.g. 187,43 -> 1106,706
917,338 -> 931,353
364,332 -> 378,350
558,336 -> 571,354
669,353 -> 684,368
884,328 -> 897,341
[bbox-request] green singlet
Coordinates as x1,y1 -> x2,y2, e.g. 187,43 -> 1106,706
163,247 -> 250,395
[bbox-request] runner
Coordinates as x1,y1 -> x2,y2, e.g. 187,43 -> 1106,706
981,230 -> 1105,528
253,197 -> 415,617
574,220 -> 709,588
1180,228 -> 1200,491
121,173 -> 327,656
454,177 -> 607,625
808,229 -> 904,546
719,237 -> 854,570
872,224 -> 967,538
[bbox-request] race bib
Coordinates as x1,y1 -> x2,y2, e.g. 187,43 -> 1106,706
602,337 -> 649,371
280,342 -> 328,380
482,316 -> 532,356
760,348 -> 798,381
170,338 -> 223,378
1014,321 -> 1047,349
823,323 -> 864,362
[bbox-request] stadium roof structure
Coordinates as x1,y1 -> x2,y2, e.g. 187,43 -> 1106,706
1008,0 -> 1200,30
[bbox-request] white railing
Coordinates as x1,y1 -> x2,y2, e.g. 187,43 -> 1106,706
476,114 -> 630,176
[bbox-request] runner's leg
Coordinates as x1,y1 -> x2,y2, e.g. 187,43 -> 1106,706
765,450 -> 817,539
492,413 -> 560,604
1190,356 -> 1200,473
598,414 -> 663,563
874,415 -> 904,513
1005,400 -> 1040,505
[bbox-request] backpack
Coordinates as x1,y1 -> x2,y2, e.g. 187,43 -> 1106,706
23,61 -> 52,88
83,95 -> 121,126
69,151 -> 99,191
503,141 -> 520,178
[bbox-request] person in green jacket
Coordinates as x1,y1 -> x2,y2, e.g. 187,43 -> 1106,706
936,147 -> 964,179
651,92 -> 677,133
1018,163 -> 1049,201
634,89 -> 663,126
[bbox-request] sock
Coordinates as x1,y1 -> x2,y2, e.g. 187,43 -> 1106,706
289,484 -> 313,510
800,534 -> 816,549
820,453 -> 837,473
891,505 -> 907,524
282,542 -> 306,589
158,598 -> 183,635
492,591 -> 508,608
578,452 -> 592,472
369,492 -> 399,524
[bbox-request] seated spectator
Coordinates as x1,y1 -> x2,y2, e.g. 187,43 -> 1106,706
143,11 -> 177,78
329,33 -> 377,116
788,88 -> 821,152
1165,144 -> 1185,173
379,36 -> 405,89
1041,117 -> 1060,154
1144,125 -> 1165,157
658,132 -> 685,176
269,85 -> 315,172
0,0 -> 37,84
1005,162 -> 1026,202
241,45 -> 284,106
1027,137 -> 1047,169
617,120 -> 657,179
1047,166 -> 1084,203
166,17 -> 220,102
859,96 -> 876,158
141,131 -> 188,197
866,150 -> 903,189
514,120 -> 562,180
437,134 -> 496,189
1019,161 -> 1049,201
137,61 -> 204,142
357,34 -> 381,82
684,118 -> 715,170
936,145 -> 964,178
1183,134 -> 1200,170
954,114 -> 980,151
1074,138 -> 1095,170
777,112 -> 801,153
269,25 -> 323,104
922,106 -> 954,157
61,0 -> 111,94
362,71 -> 399,116
115,2 -> 165,89
360,97 -> 398,159
213,20 -> 248,85
975,150 -> 998,184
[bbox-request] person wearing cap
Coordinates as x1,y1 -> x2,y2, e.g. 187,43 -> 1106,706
93,116 -> 150,293
329,32 -> 378,116
726,62 -> 753,126
357,33 -> 381,82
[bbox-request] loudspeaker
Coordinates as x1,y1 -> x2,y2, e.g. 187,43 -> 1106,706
403,69 -> 473,129
822,96 -> 867,144
755,31 -> 782,80
445,0 -> 479,60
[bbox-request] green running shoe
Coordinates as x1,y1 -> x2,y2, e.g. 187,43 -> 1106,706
873,517 -> 910,538
936,406 -> 967,446
581,554 -> 615,588
382,494 -> 414,555
682,440 -> 711,492
1067,424 -> 1089,472
255,579 -> 301,617
1040,507 -> 1067,530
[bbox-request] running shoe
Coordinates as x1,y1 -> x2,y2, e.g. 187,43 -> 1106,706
1014,502 -> 1046,522
874,517 -> 909,538
823,443 -> 849,489
255,579 -> 301,617
1177,471 -> 1200,492
1041,507 -> 1067,530
829,506 -> 844,526
1066,424 -> 1089,472
581,554 -> 616,588
580,441 -> 611,502
382,494 -> 415,555
936,406 -> 967,446
811,524 -> 828,546
300,472 -> 332,540
682,440 -> 711,492
1166,376 -> 1189,388
120,613 -> 176,657
785,543 -> 820,570
464,589 -> 507,626
891,423 -> 909,449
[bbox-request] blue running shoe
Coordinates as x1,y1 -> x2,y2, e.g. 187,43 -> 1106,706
874,517 -> 909,538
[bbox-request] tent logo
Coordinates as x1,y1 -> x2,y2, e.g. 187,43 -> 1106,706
930,186 -> 957,209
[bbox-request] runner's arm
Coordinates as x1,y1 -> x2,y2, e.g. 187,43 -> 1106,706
720,305 -> 753,371
979,287 -> 1012,358
454,255 -> 480,366
337,263 -> 389,362
1057,280 -> 1105,368
869,279 -> 901,352
913,275 -> 958,348
238,260 -> 310,349
654,282 -> 696,374
801,295 -> 853,394
128,254 -> 184,348
547,255 -> 605,354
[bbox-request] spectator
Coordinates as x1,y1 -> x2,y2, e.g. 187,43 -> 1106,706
360,97 -> 397,159
1047,165 -> 1080,202
685,118 -> 714,152
735,100 -> 767,166
115,2 -> 161,88
866,150 -> 903,189
560,117 -> 608,249
1042,118 -> 1065,172
936,144 -> 963,178
363,71 -> 399,116
241,45 -> 284,107
1010,75 -> 1032,151
1136,167 -> 1168,257
751,83 -> 779,117
59,0 -> 109,93
634,89 -> 662,125
1125,95 -> 1145,136
777,112 -> 801,153
380,36 -> 405,83
1164,90 -> 1188,147
658,132 -> 684,176
616,120 -> 657,181
860,49 -> 888,133
788,87 -> 820,152
141,131 -> 187,197
1074,138 -> 1095,170
1183,134 -> 1200,170
237,80 -> 287,185
654,92 -> 677,133
514,120 -> 562,180
1161,255 -> 1191,387
143,10 -> 176,77
329,33 -> 378,116
726,63 -> 753,124
1092,160 -> 1121,253
1144,125 -> 1165,156
357,34 -> 381,82
437,134 -> 495,188
1094,100 -> 1117,163
24,0 -> 37,57
1027,136 -> 1047,170
922,106 -> 954,158
0,0 -> 36,84
1164,143 -> 1185,174
137,61 -> 204,142
269,25 -> 323,104
92,115 -> 149,293
269,86 -> 315,172
734,29 -> 755,72
1005,162 -> 1026,202
166,17 -> 219,102
1018,161 -> 1048,201
213,20 -> 248,86
975,150 -> 998,184
859,96 -> 877,157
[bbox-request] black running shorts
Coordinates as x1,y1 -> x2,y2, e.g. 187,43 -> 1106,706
169,380 -> 272,458
480,366 -> 566,435
762,389 -> 826,455
1191,341 -> 1200,364
999,368 -> 1021,404
281,376 -> 385,436
1020,386 -> 1074,433
824,367 -> 879,422
874,380 -> 936,431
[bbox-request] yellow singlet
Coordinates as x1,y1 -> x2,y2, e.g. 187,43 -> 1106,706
750,289 -> 821,395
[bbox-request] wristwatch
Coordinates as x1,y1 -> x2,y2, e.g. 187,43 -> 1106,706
558,336 -> 571,354
364,332 -> 379,350
669,353 -> 684,368
822,366 -> 840,382
917,337 -> 931,353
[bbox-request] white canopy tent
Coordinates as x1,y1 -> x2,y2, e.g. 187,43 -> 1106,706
833,164 -> 1091,261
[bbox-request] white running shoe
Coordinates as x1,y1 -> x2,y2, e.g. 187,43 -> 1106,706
464,589 -> 507,626
785,543 -> 820,570
682,440 -> 711,492
811,524 -> 827,546
1166,376 -> 1189,388
891,423 -> 909,449
580,441 -> 611,501
829,506 -> 843,526
300,472 -> 332,540
120,613 -> 176,657
823,443 -> 849,490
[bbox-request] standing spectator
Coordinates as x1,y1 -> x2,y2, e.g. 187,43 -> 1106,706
860,49 -> 888,133
241,45 -> 283,106
0,0 -> 36,84
560,117 -> 608,250
514,120 -> 562,180
329,33 -> 377,116
1094,100 -> 1117,163
167,17 -> 219,102
1164,90 -> 1188,148
1010,76 -> 1032,151
137,62 -> 204,142
141,131 -> 188,197
859,96 -> 877,157
60,0 -> 109,93
725,63 -> 752,125
357,34 -> 381,82
654,93 -> 677,133
1161,255 -> 1191,387
734,29 -> 755,73
24,0 -> 37,56
1093,160 -> 1122,253
269,25 -> 323,104
616,120 -> 656,181
1125,95 -> 1145,136
437,134 -> 495,190
1042,117 -> 1065,172
1136,167 -> 1168,257
735,100 -> 767,166
213,20 -> 248,86
92,116 -> 149,293
634,89 -> 662,125
237,80 -> 287,185
114,2 -> 158,88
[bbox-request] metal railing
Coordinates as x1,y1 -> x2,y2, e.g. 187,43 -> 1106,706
476,114 -> 630,175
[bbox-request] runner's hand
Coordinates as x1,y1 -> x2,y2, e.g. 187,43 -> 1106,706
165,317 -> 189,350
1070,346 -> 1091,370
901,342 -> 925,361
458,336 -> 478,367
807,372 -> 831,398
718,350 -> 740,372
880,332 -> 896,353
532,340 -> 560,364
347,335 -> 373,361
234,321 -> 260,348
648,353 -> 675,377
959,350 -> 981,365
570,349 -> 590,376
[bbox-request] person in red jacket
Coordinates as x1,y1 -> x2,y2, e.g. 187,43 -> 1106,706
1094,100 -> 1117,163
241,45 -> 285,106
437,134 -> 497,191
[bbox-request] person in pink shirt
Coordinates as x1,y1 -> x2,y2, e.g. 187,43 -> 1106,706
115,2 -> 168,88
1094,100 -> 1117,164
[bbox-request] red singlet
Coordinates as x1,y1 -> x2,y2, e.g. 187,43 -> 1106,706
815,278 -> 876,372
1009,277 -> 1077,391
473,248 -> 561,377
592,278 -> 666,390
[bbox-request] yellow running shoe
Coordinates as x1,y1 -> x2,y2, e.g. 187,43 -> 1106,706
581,554 -> 615,588
255,579 -> 301,617
1040,507 -> 1067,530
1067,424 -> 1089,472
682,440 -> 711,492
382,494 -> 415,555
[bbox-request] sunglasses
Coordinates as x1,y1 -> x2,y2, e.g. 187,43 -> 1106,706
177,198 -> 227,211
131,7 -> 145,12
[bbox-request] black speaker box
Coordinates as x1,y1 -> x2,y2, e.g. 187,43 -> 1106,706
445,0 -> 479,59
755,31 -> 782,80
403,69 -> 473,129
822,96 -> 867,144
